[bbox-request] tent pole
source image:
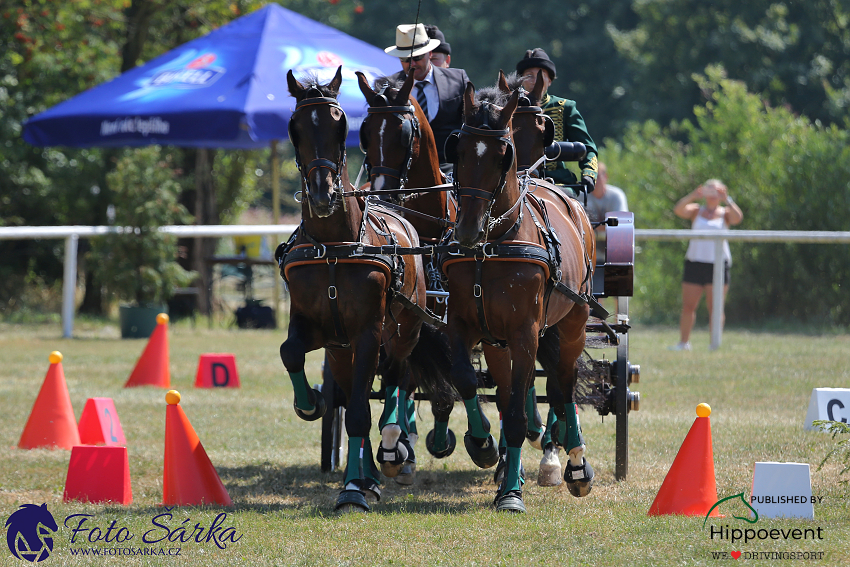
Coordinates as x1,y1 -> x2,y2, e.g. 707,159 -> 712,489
271,140 -> 281,328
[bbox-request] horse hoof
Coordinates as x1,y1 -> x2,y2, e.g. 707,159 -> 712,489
537,446 -> 563,487
526,426 -> 545,451
564,457 -> 594,497
495,490 -> 526,513
335,489 -> 370,513
394,461 -> 416,486
293,388 -> 326,422
377,445 -> 406,478
463,432 -> 499,469
359,479 -> 382,503
426,428 -> 457,458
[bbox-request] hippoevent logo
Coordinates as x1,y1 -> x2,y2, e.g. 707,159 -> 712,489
5,504 -> 58,562
5,505 -> 241,561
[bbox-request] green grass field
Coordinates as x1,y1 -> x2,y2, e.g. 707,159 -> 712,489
1,321 -> 848,566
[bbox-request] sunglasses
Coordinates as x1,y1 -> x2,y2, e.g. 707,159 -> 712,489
400,54 -> 428,63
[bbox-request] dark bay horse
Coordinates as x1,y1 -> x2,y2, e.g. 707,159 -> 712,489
277,67 -> 449,512
355,71 -> 461,462
441,83 -> 597,512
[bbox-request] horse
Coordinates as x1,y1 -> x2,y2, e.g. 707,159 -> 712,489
440,82 -> 597,512
277,67 -> 451,512
355,71 -> 461,463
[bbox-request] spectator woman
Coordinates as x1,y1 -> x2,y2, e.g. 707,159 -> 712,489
670,179 -> 743,350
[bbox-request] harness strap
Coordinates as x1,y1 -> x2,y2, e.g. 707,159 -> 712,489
327,260 -> 350,347
392,292 -> 445,328
474,257 -> 504,347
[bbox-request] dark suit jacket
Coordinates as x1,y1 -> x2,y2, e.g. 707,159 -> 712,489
390,66 -> 470,163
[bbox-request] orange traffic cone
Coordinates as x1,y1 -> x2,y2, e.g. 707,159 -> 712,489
648,403 -> 720,516
18,352 -> 81,450
162,390 -> 232,506
125,313 -> 170,388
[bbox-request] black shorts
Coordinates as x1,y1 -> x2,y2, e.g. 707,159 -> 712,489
682,260 -> 730,286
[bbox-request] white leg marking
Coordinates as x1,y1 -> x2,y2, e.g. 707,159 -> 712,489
381,424 -> 401,449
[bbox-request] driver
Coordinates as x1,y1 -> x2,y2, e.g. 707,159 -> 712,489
516,48 -> 598,195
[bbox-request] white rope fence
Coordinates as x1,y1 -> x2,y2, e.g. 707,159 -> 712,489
2,225 -> 849,341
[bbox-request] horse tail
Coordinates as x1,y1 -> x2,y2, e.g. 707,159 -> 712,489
408,323 -> 459,402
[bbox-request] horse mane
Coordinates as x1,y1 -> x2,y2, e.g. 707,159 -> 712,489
468,88 -> 509,129
296,72 -> 340,97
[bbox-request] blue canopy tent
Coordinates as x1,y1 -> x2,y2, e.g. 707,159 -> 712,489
23,3 -> 399,149
22,4 -> 401,325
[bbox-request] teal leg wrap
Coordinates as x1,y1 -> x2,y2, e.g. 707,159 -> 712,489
288,370 -> 315,412
344,437 -> 380,486
463,396 -> 490,438
398,389 -> 409,436
378,386 -> 400,430
542,407 -> 557,446
406,397 -> 417,435
344,437 -> 366,486
563,403 -> 584,451
432,420 -> 449,451
525,387 -> 543,434
502,447 -> 524,493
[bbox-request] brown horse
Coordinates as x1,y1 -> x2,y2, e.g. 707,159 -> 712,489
356,71 -> 461,462
441,83 -> 597,512
277,67 -> 450,512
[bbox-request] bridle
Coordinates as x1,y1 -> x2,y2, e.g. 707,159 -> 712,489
288,89 -> 349,210
512,102 -> 555,174
359,86 -> 420,200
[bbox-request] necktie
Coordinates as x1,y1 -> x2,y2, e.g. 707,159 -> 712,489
415,81 -> 429,120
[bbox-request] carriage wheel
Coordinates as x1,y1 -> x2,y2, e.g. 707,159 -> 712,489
614,296 -> 629,481
320,351 -> 345,472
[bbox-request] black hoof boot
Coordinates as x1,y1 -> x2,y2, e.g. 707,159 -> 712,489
376,443 -> 406,478
495,489 -> 526,513
426,428 -> 457,458
335,489 -> 370,513
493,452 -> 526,486
293,388 -> 326,422
463,432 -> 499,469
564,457 -> 594,497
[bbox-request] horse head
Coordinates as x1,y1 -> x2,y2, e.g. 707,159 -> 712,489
5,503 -> 58,561
287,66 -> 347,218
498,70 -> 553,175
450,82 -> 520,247
356,71 -> 422,198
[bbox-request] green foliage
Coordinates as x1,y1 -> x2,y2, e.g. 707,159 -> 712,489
813,419 -> 850,483
91,147 -> 195,306
604,66 -> 850,326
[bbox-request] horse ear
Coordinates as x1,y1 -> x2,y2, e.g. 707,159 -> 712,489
497,70 -> 510,95
356,71 -> 375,106
398,71 -> 415,105
463,81 -> 476,121
531,70 -> 545,104
499,89 -> 521,129
287,69 -> 305,98
327,65 -> 343,94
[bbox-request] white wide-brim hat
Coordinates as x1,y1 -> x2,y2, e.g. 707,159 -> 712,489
384,23 -> 441,58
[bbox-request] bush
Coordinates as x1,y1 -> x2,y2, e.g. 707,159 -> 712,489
91,147 -> 195,306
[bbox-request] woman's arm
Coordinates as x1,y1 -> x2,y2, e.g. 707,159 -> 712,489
718,185 -> 743,226
673,186 -> 703,220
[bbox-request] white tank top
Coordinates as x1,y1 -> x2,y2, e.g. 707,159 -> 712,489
685,207 -> 732,265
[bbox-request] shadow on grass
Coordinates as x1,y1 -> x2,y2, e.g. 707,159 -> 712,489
212,462 -> 491,515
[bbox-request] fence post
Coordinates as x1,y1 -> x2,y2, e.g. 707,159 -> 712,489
62,234 -> 79,338
710,236 -> 724,350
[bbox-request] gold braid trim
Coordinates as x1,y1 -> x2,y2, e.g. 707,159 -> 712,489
543,102 -> 565,171
582,155 -> 598,181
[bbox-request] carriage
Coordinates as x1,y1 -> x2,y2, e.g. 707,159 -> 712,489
280,66 -> 641,512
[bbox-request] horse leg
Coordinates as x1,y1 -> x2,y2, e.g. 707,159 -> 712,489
536,327 -> 564,486
449,330 -> 498,469
279,313 -> 326,421
524,384 -> 545,450
336,328 -> 382,513
482,346 -> 525,486
494,329 -> 538,513
555,307 -> 595,497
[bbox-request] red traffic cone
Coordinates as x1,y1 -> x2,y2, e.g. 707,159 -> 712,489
125,313 -> 170,388
648,403 -> 720,516
18,352 -> 81,450
78,398 -> 126,446
162,390 -> 232,506
194,353 -> 240,388
63,445 -> 132,504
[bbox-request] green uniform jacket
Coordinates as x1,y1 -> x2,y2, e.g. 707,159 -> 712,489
540,94 -> 598,186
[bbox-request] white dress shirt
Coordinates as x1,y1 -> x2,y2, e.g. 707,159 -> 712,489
414,67 -> 439,122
